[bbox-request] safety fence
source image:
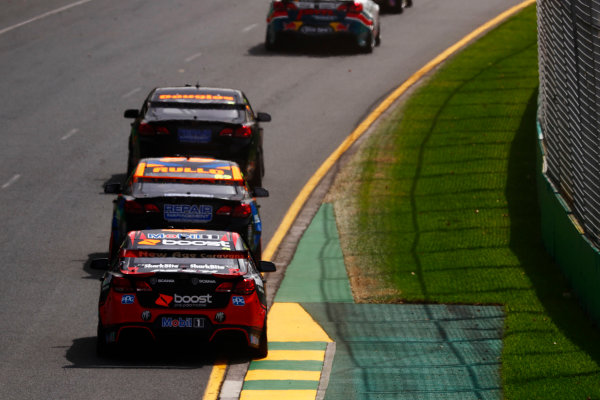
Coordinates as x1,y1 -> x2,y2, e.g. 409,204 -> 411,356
537,0 -> 600,247
537,0 -> 600,323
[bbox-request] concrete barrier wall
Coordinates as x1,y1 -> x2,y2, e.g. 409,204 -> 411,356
537,125 -> 600,324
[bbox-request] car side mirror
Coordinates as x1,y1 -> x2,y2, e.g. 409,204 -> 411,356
124,109 -> 140,119
90,258 -> 109,270
253,187 -> 269,198
258,261 -> 276,273
256,112 -> 271,122
104,182 -> 122,194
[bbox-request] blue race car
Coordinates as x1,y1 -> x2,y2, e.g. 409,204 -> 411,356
104,157 -> 268,262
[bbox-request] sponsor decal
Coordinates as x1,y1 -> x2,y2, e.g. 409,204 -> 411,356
161,239 -> 231,249
249,333 -> 260,346
189,264 -> 228,270
147,233 -> 222,240
145,164 -> 231,178
155,294 -> 173,307
161,317 -> 205,328
173,293 -> 213,308
215,312 -> 226,323
141,311 -> 152,321
138,239 -> 161,246
141,263 -> 180,269
121,295 -> 135,305
164,204 -> 212,223
232,296 -> 245,306
158,94 -> 235,102
158,279 -> 175,283
178,128 -> 212,144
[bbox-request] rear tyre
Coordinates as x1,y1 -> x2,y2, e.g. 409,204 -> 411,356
96,322 -> 116,357
359,31 -> 375,54
265,26 -> 281,51
250,325 -> 268,359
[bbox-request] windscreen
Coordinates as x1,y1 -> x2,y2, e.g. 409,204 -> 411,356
147,103 -> 244,123
120,256 -> 248,275
132,182 -> 239,197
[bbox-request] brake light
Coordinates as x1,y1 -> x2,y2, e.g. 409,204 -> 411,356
234,278 -> 255,295
234,126 -> 252,138
216,205 -> 233,216
338,2 -> 363,13
273,1 -> 296,11
219,128 -> 234,137
219,126 -> 252,138
124,201 -> 160,214
232,204 -> 252,218
112,276 -> 134,293
138,123 -> 170,136
135,281 -> 153,292
216,282 -> 234,293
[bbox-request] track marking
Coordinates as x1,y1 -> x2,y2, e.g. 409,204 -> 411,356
203,0 -> 537,399
0,0 -> 93,36
202,357 -> 228,400
60,128 -> 79,141
122,87 -> 141,98
2,174 -> 21,189
185,52 -> 203,63
242,23 -> 258,33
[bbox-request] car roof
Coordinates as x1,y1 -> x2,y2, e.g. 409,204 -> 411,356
150,86 -> 244,105
132,157 -> 245,185
124,229 -> 248,252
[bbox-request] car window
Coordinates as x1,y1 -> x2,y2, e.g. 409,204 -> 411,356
133,182 -> 239,197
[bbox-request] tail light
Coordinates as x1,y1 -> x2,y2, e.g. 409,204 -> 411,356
215,279 -> 255,295
124,201 -> 160,214
273,1 -> 296,11
216,204 -> 251,218
135,281 -> 153,292
219,126 -> 252,138
138,122 -> 170,136
112,276 -> 134,293
232,204 -> 251,218
216,282 -> 234,292
234,278 -> 256,295
338,2 -> 363,13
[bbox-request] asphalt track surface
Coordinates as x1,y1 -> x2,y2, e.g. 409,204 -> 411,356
0,1 -> 526,399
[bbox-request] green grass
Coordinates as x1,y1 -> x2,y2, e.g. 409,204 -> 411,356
329,5 -> 600,399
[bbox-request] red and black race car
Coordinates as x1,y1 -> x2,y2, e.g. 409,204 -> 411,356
94,229 -> 276,358
124,85 -> 271,187
104,157 -> 268,263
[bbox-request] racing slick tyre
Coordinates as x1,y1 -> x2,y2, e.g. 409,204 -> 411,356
265,27 -> 282,51
250,324 -> 268,359
359,31 -> 375,54
406,0 -> 413,7
96,322 -> 116,357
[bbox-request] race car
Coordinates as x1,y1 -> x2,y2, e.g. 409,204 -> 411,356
94,229 -> 276,358
104,157 -> 268,263
374,0 -> 411,13
124,86 -> 271,187
265,0 -> 381,53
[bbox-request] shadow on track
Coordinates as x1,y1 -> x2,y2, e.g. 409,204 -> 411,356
64,336 -> 253,369
248,37 -> 371,57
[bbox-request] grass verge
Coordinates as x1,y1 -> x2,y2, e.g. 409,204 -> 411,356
327,5 -> 600,399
